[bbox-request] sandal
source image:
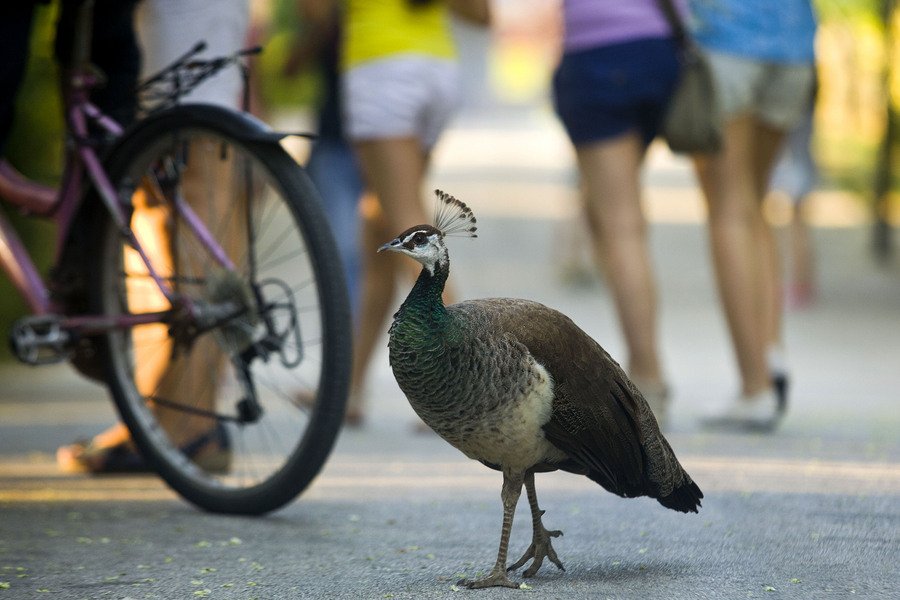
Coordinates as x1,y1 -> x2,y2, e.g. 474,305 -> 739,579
57,423 -> 231,474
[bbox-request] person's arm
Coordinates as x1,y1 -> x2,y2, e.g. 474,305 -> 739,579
448,0 -> 491,26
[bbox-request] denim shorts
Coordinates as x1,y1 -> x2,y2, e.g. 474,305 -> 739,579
705,50 -> 816,129
552,37 -> 681,147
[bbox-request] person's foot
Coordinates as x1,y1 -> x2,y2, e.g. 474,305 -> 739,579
343,408 -> 365,428
412,418 -> 436,435
57,424 -> 231,474
785,282 -> 815,310
701,388 -> 783,432
295,390 -> 366,427
57,437 -> 148,474
767,347 -> 790,417
771,372 -> 789,415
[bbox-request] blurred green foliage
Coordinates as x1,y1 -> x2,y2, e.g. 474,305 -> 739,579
0,5 -> 63,360
255,0 -> 321,110
5,5 -> 65,184
816,0 -> 883,21
813,1 -> 900,210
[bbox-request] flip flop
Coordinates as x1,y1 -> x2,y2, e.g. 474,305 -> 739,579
57,424 -> 231,474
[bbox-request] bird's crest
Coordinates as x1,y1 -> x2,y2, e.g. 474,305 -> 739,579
433,190 -> 477,238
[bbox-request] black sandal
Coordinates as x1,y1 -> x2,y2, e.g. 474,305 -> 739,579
57,424 -> 231,474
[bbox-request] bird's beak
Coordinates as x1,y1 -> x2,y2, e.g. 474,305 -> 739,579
377,238 -> 401,253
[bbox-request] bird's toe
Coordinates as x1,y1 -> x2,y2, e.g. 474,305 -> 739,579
508,526 -> 566,578
522,559 -> 544,578
458,570 -> 520,589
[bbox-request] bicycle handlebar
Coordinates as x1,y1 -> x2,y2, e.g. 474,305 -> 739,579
138,41 -> 208,90
137,43 -> 261,113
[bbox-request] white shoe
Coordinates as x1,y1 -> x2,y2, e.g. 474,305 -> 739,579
702,389 -> 783,432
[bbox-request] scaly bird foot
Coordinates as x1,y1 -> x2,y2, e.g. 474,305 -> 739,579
507,521 -> 565,578
458,567 -> 521,589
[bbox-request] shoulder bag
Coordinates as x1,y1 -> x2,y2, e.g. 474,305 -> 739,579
656,0 -> 723,154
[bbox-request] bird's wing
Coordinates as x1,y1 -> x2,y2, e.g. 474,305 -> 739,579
454,298 -> 650,496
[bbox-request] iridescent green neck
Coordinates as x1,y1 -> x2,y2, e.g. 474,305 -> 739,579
396,259 -> 450,331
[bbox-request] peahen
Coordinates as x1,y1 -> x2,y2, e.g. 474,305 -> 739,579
381,190 -> 703,589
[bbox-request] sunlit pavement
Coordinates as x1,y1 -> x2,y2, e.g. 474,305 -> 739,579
1,110 -> 899,599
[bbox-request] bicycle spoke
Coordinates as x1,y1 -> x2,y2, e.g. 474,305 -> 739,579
94,113 -> 349,514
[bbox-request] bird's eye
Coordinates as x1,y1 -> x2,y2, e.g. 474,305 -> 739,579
412,232 -> 428,245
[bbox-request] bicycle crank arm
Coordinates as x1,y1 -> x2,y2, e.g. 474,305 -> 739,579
232,355 -> 263,424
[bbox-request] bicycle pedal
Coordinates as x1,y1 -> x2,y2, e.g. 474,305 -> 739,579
9,315 -> 72,365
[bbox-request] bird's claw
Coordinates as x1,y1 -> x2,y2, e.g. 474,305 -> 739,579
507,526 -> 565,577
457,569 -> 520,589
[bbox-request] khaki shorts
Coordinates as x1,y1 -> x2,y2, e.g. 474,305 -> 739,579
343,54 -> 460,150
705,50 -> 815,130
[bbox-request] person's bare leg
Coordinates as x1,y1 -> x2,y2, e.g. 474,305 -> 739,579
576,132 -> 663,387
789,198 -> 815,302
58,175 -> 223,471
355,137 -> 430,233
129,141 -> 247,446
347,195 -> 397,423
351,138 -> 431,420
694,115 -> 770,397
352,138 -> 457,428
752,122 -> 788,353
127,187 -> 175,398
354,138 -> 457,296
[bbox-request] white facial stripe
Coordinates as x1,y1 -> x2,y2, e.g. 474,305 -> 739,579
401,230 -> 433,249
392,230 -> 446,276
403,230 -> 442,249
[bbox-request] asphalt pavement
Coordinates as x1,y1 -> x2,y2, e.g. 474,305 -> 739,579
1,112 -> 899,599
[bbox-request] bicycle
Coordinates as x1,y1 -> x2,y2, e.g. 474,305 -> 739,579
0,0 -> 351,515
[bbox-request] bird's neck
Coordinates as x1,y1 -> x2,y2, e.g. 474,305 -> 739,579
397,259 -> 450,327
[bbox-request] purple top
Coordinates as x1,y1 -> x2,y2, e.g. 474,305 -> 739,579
561,0 -> 688,53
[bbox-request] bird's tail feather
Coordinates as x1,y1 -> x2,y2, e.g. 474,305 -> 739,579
657,479 -> 703,513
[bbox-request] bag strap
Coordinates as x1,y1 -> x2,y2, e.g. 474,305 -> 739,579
654,0 -> 688,49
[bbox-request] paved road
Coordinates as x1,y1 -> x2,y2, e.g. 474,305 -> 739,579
1,116 -> 899,599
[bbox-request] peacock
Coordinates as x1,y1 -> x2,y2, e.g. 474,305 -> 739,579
381,190 -> 703,589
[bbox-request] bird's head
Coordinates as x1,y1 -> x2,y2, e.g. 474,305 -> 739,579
378,190 -> 477,276
378,224 -> 447,274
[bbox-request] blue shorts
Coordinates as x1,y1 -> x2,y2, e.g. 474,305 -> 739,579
552,38 -> 681,147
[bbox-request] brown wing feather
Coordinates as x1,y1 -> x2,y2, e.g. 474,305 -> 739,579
457,298 -> 702,511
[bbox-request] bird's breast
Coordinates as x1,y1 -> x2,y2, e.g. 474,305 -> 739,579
393,343 -> 566,471
448,361 -> 568,471
388,313 -> 568,471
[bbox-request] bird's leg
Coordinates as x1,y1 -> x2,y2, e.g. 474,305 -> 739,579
459,471 -> 523,589
507,471 -> 565,577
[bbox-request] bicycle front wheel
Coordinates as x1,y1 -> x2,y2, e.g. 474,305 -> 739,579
89,105 -> 351,514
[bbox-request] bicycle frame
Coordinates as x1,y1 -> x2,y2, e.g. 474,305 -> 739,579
0,0 -> 236,344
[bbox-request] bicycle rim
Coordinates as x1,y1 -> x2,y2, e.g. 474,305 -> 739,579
93,113 -> 350,514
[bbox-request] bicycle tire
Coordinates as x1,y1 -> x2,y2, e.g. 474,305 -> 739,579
87,104 -> 351,515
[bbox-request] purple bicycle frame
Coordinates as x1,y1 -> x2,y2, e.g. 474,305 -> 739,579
0,71 -> 235,335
